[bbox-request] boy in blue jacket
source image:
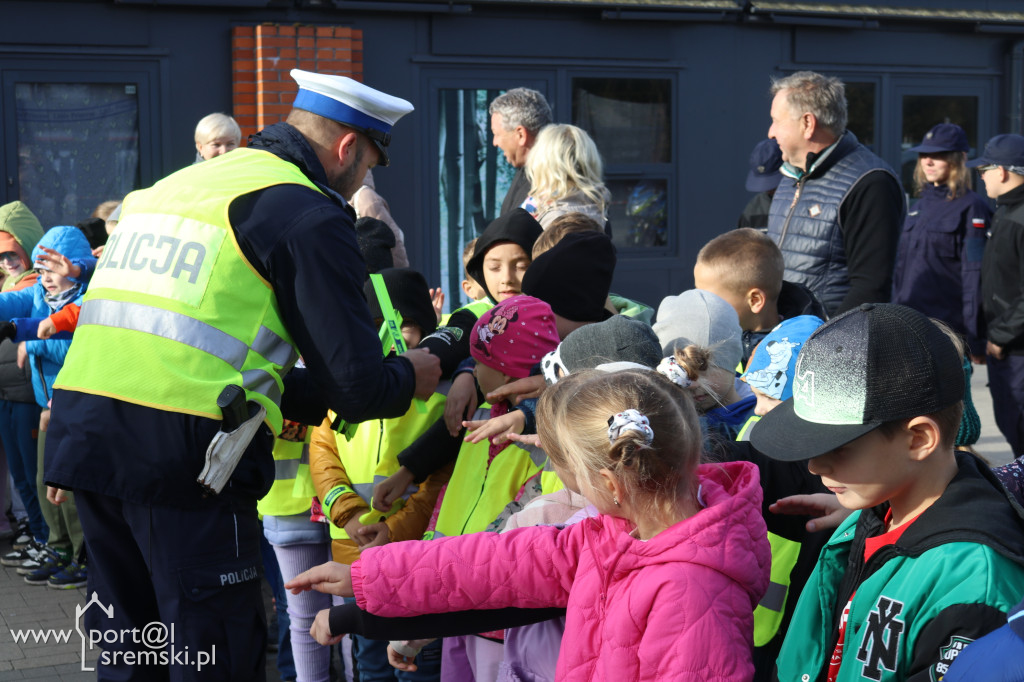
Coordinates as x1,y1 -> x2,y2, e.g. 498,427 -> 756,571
0,226 -> 95,588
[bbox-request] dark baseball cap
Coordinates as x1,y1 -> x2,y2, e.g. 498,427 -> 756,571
745,138 -> 784,193
908,123 -> 969,154
967,133 -> 1024,169
750,303 -> 964,461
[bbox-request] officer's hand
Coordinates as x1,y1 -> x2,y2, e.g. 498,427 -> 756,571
0,321 -> 16,342
987,341 -> 1006,361
15,341 -> 26,369
357,523 -> 390,551
486,375 -> 546,406
285,561 -> 354,597
971,353 -> 987,365
310,608 -> 343,646
344,513 -> 371,547
401,348 -> 441,400
372,467 -> 414,512
444,372 -> 478,436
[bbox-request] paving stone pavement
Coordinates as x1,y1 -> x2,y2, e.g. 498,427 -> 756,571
0,363 -> 1013,680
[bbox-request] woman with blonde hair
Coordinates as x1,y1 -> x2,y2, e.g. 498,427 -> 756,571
522,124 -> 611,229
892,122 -> 992,359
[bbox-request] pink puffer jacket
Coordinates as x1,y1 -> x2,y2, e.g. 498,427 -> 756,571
352,461 -> 770,681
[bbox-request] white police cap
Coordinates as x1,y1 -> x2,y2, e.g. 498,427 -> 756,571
290,69 -> 414,167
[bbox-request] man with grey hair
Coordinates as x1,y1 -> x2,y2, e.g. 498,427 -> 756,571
489,88 -> 553,215
766,70 -> 904,316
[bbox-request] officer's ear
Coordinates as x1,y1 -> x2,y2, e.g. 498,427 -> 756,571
335,131 -> 361,167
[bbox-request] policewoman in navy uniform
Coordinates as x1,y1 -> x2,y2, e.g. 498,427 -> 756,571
892,122 -> 991,358
43,70 -> 441,681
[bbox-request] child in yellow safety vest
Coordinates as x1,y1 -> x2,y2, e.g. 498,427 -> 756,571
309,266 -> 450,680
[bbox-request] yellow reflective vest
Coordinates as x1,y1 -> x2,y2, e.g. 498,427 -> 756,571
738,414 -> 804,647
426,405 -> 550,539
322,390 -> 448,541
257,428 -> 315,518
55,148 -> 304,434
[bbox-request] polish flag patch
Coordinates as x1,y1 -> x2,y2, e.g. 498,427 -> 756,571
973,218 -> 986,229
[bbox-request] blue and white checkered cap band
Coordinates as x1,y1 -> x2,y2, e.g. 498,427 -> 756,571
293,89 -> 392,137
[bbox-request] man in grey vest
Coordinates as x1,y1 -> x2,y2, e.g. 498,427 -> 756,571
766,71 -> 904,317
489,88 -> 553,215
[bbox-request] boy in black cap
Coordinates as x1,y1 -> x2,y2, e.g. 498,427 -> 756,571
969,133 -> 1024,454
751,303 -> 1024,682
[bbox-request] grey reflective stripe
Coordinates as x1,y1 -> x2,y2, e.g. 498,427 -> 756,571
514,443 -> 549,468
80,299 -> 247,370
758,580 -> 787,613
242,369 -> 282,405
353,482 -> 374,503
273,444 -> 309,480
254,325 -> 298,369
275,458 -> 301,480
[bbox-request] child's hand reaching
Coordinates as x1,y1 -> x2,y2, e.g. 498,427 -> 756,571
769,493 -> 852,533
429,287 -> 445,323
444,372 -> 478,436
485,374 -> 546,406
356,522 -> 390,551
35,246 -> 81,279
285,561 -> 354,597
388,645 -> 419,672
310,608 -> 343,646
37,318 -> 57,340
506,432 -> 542,449
372,467 -> 415,512
463,410 -> 526,445
344,514 -> 372,547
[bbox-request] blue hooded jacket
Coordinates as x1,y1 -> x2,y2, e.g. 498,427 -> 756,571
0,226 -> 96,408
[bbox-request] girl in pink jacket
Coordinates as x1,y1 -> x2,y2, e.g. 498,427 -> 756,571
288,368 -> 771,681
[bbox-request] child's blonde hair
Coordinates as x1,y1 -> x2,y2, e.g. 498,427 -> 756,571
537,368 -> 702,520
525,124 -> 608,215
531,212 -> 603,259
194,112 -> 241,145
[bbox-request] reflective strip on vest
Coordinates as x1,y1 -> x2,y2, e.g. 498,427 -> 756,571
273,444 -> 310,480
753,531 -> 802,647
80,300 -> 248,370
79,299 -> 290,406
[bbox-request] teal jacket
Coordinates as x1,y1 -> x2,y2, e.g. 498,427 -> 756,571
776,453 -> 1024,682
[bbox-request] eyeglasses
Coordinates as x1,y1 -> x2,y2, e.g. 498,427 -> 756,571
977,164 -> 999,173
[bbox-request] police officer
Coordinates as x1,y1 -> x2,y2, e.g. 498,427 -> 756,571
892,123 -> 990,358
970,134 -> 1024,455
44,70 -> 441,680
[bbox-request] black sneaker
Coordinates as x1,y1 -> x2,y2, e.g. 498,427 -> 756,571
12,523 -> 32,550
2,539 -> 45,567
